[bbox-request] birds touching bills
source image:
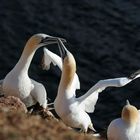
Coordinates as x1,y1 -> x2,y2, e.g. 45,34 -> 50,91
1,33 -> 140,138
0,34 -> 66,111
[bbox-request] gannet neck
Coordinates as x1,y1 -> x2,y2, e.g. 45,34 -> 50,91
13,34 -> 65,74
60,53 -> 76,89
13,39 -> 39,74
121,104 -> 139,126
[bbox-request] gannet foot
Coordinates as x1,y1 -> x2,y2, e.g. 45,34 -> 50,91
28,108 -> 34,114
40,108 -> 55,119
79,128 -> 87,134
27,103 -> 40,114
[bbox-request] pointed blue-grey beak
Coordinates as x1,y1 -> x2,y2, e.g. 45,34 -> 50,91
40,36 -> 66,46
57,38 -> 68,60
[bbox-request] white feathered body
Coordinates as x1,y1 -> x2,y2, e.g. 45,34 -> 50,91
2,34 -> 50,108
107,118 -> 140,140
43,47 -> 140,132
2,69 -> 36,107
54,83 -> 92,130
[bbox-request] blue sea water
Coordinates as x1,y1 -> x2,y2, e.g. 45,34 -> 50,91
0,0 -> 140,130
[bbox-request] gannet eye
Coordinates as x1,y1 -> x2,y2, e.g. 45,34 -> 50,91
40,37 -> 51,44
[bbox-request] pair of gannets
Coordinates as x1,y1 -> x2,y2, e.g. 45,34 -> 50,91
107,100 -> 140,139
0,34 -> 65,109
42,39 -> 140,133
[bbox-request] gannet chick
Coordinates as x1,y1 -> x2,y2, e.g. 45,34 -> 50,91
53,39 -> 140,133
1,34 -> 65,110
107,100 -> 140,140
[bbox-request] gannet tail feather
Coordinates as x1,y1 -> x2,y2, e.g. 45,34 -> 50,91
89,123 -> 96,132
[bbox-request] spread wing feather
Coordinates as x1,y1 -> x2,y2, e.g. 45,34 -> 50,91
77,77 -> 133,113
43,48 -> 80,90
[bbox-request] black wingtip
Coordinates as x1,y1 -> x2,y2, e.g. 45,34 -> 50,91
128,69 -> 140,79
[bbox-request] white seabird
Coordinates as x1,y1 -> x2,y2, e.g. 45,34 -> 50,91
0,33 -> 65,109
107,100 -> 140,140
42,39 -> 140,133
44,40 -> 140,132
42,47 -> 80,94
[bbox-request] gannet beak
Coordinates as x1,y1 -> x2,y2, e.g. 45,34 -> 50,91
40,36 -> 66,47
126,100 -> 130,105
57,38 -> 68,60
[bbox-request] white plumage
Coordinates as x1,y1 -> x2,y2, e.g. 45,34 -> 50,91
42,48 -> 80,94
42,39 -> 140,132
107,101 -> 140,140
1,33 -> 65,109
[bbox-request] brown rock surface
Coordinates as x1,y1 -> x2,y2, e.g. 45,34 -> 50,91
0,96 -> 27,113
0,96 -> 106,140
0,109 -> 106,140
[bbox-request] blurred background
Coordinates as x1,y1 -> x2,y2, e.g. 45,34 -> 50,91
0,0 -> 140,131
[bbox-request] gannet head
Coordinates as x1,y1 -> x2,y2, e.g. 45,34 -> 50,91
58,39 -> 76,88
121,100 -> 139,126
25,33 -> 66,50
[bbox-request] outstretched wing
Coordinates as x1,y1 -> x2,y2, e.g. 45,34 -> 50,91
42,48 -> 62,70
42,48 -> 80,90
77,77 -> 133,113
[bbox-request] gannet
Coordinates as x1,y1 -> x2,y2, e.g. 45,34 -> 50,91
107,100 -> 140,140
42,48 -> 80,93
0,34 -> 65,109
45,39 -> 140,133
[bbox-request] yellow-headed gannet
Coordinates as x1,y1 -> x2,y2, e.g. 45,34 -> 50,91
42,39 -> 140,133
42,48 -> 80,95
0,34 -> 65,109
107,100 -> 140,140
